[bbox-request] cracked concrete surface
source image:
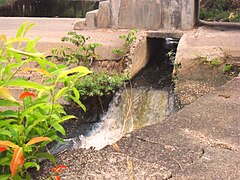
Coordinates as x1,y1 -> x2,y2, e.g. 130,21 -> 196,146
36,78 -> 240,179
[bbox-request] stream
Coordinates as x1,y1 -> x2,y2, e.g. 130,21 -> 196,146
50,37 -> 179,153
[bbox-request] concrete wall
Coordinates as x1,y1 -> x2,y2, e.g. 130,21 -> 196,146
75,0 -> 199,30
116,0 -> 197,30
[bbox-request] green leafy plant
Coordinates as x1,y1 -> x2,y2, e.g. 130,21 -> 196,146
75,72 -> 129,97
112,29 -> 138,58
210,58 -> 222,67
195,56 -> 223,67
0,22 -> 91,179
223,64 -> 233,73
51,32 -> 101,67
222,63 -> 239,76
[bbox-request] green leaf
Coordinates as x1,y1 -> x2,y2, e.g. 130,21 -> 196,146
72,87 -> 80,99
0,157 -> 10,166
12,173 -> 22,180
25,118 -> 43,136
35,152 -> 56,165
70,96 -> 86,112
0,130 -> 11,137
16,22 -> 28,37
52,123 -> 65,135
5,79 -> 48,92
25,37 -> 41,52
54,87 -> 69,101
16,22 -> 35,38
8,48 -> 45,58
24,162 -> 40,171
23,23 -> 35,37
0,120 -> 17,128
58,66 -> 92,80
1,110 -> 18,118
20,103 -> 46,119
0,99 -> 20,107
58,115 -> 76,123
34,58 -> 57,70
0,174 -> 10,180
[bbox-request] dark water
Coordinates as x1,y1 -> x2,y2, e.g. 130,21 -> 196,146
0,0 -> 98,18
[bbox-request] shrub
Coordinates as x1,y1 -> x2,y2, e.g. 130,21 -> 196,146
75,72 -> 129,98
0,22 -> 91,179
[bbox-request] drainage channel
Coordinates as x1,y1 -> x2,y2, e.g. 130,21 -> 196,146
50,37 -> 180,153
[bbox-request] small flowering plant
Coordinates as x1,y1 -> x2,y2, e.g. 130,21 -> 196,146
0,23 -> 91,179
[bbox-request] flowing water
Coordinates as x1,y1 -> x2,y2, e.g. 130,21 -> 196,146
0,0 -> 98,17
50,37 -> 179,153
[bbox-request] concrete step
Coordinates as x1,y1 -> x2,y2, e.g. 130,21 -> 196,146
74,1 -> 111,30
86,9 -> 99,29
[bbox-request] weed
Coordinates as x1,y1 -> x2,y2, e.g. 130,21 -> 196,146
195,56 -> 222,67
112,29 -> 138,58
51,32 -> 101,67
223,64 -> 233,73
210,58 -> 222,67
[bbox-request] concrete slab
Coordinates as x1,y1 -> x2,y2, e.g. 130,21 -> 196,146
116,78 -> 240,179
0,17 -> 128,59
175,25 -> 240,105
36,78 -> 240,179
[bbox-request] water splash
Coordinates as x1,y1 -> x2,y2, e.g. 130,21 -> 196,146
74,87 -> 174,150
